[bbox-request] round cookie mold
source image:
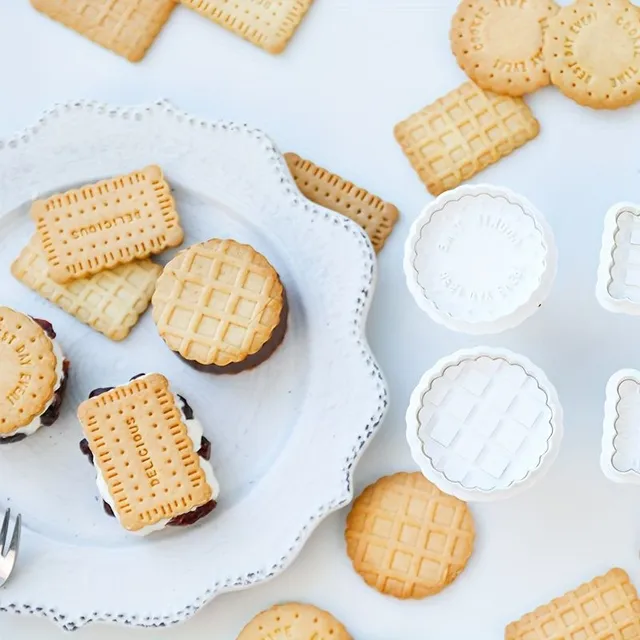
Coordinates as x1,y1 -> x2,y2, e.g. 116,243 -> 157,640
404,184 -> 557,334
406,347 -> 563,502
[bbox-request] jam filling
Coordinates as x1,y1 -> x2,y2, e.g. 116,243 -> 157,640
80,378 -> 216,527
0,318 -> 69,444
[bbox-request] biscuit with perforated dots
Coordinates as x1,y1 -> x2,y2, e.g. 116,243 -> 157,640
31,165 -> 183,284
77,373 -> 213,533
345,472 -> 475,599
451,0 -> 559,96
237,603 -> 352,640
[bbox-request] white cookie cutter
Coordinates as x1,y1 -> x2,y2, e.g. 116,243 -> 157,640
406,347 -> 563,502
596,203 -> 640,315
404,184 -> 557,335
601,369 -> 640,484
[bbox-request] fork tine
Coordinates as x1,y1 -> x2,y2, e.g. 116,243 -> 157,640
3,514 -> 21,574
0,509 -> 10,555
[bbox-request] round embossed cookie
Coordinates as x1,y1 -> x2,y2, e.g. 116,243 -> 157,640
0,307 -> 58,437
345,472 -> 475,599
543,0 -> 640,109
236,603 -> 352,640
451,0 -> 559,96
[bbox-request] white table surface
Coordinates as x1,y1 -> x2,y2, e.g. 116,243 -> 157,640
1,1 -> 640,638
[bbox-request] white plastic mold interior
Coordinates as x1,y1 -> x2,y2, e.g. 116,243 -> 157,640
406,347 -> 563,502
404,184 -> 557,335
601,369 -> 640,484
596,203 -> 640,315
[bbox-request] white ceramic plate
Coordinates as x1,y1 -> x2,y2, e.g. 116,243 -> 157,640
404,185 -> 557,335
0,100 -> 388,631
406,347 -> 563,502
601,369 -> 640,484
596,203 -> 640,315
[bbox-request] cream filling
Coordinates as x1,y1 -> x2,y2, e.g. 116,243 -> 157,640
95,391 -> 220,536
6,337 -> 66,439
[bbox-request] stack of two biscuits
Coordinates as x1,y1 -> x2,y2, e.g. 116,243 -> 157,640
395,0 -> 640,197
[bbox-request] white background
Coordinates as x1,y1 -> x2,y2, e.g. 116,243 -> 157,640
1,1 -> 640,638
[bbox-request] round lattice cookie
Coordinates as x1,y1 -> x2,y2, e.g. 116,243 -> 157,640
237,603 -> 352,640
345,472 -> 475,599
543,0 -> 640,109
0,306 -> 58,435
152,238 -> 286,369
451,0 -> 559,96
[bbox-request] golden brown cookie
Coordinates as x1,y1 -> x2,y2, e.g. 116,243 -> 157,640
394,81 -> 539,196
179,0 -> 314,54
345,472 -> 475,599
30,0 -> 175,62
152,238 -> 287,372
543,0 -> 640,109
11,237 -> 161,341
285,152 -> 399,252
505,568 -> 640,639
237,603 -> 352,640
0,307 -> 59,438
32,165 -> 183,284
77,373 -> 218,533
451,0 -> 559,96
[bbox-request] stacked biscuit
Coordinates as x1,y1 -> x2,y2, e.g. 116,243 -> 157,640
30,0 -> 315,60
396,0 -> 640,196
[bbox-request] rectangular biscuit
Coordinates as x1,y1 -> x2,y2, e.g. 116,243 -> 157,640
30,0 -> 175,62
32,165 -> 183,284
77,374 -> 212,532
285,152 -> 399,252
505,568 -> 640,640
179,0 -> 314,54
394,81 -> 539,197
11,237 -> 161,341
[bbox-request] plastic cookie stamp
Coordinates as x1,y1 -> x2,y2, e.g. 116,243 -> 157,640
406,347 -> 563,502
601,369 -> 640,484
596,203 -> 640,315
404,185 -> 557,334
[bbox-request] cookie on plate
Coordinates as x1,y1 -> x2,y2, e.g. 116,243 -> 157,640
0,307 -> 69,444
77,373 -> 220,534
31,165 -> 183,284
237,603 -> 352,640
345,472 -> 475,599
11,236 -> 161,341
152,238 -> 288,373
543,0 -> 640,109
451,0 -> 559,96
505,568 -> 640,639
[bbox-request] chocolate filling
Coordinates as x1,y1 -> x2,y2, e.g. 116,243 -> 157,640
182,291 -> 289,375
0,319 -> 69,444
80,384 -> 216,528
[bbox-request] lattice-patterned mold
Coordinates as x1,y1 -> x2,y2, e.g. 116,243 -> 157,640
404,184 -> 557,335
596,203 -> 640,315
406,347 -> 563,502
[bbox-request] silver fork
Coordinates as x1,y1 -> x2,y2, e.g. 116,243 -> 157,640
0,509 -> 20,587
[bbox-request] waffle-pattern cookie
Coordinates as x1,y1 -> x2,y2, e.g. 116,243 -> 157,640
152,238 -> 286,368
543,0 -> 640,109
505,568 -> 640,639
285,152 -> 399,252
394,81 -> 540,196
0,307 -> 58,436
180,0 -> 314,54
32,165 -> 182,284
451,0 -> 559,96
237,603 -> 352,640
11,238 -> 161,341
345,472 -> 475,599
77,374 -> 213,532
30,0 -> 175,62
